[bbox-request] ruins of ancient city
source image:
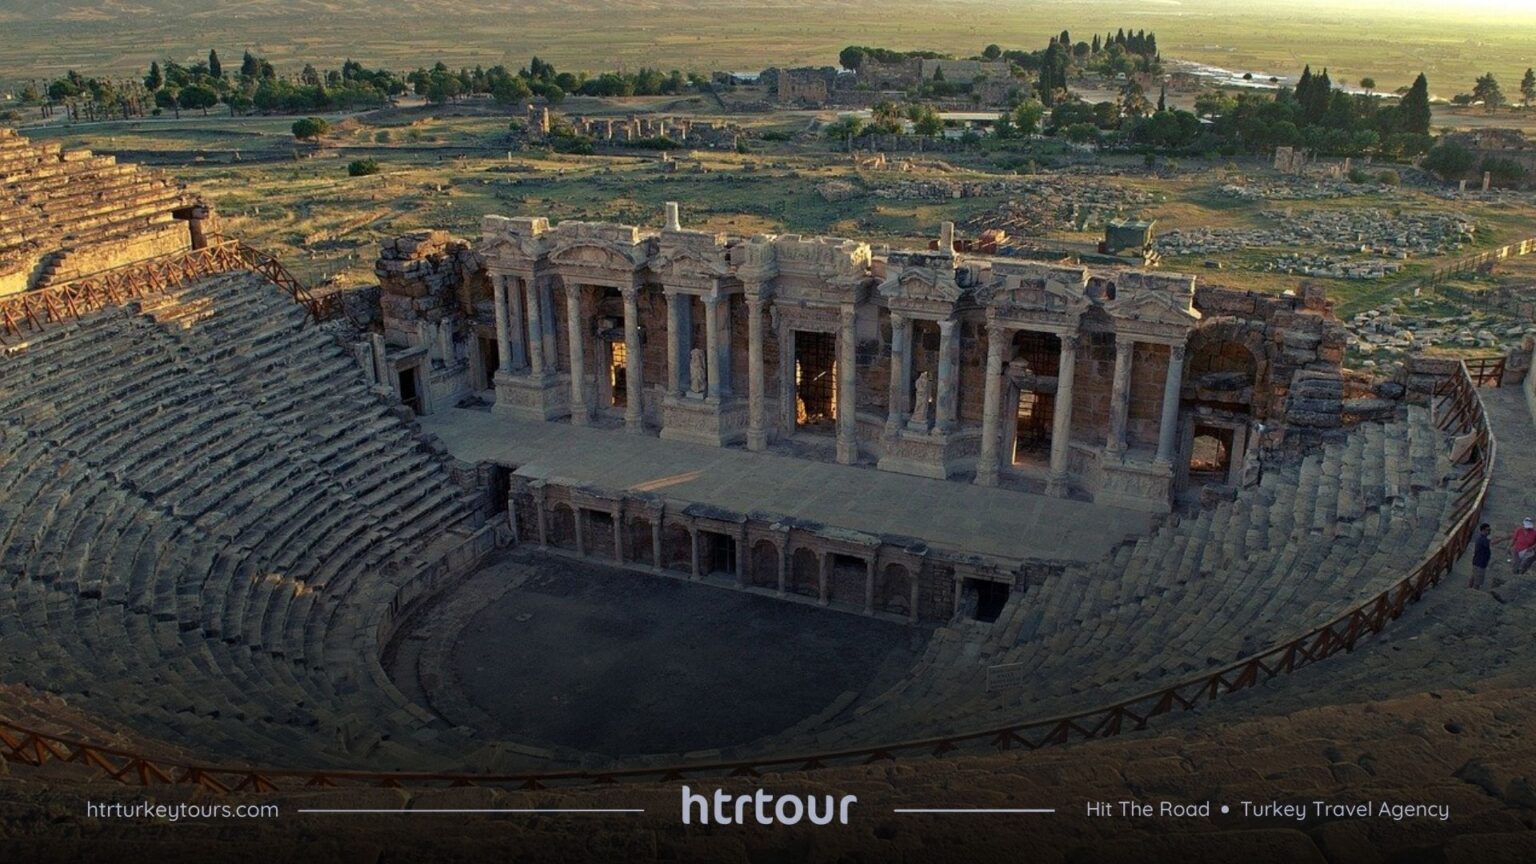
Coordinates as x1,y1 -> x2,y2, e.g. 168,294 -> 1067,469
1,5 -> 1535,859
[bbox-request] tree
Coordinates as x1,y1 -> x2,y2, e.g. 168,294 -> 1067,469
348,158 -> 381,177
145,61 -> 163,92
1157,84 -> 1166,112
1473,72 -> 1504,112
240,50 -> 260,79
1359,77 -> 1375,95
1402,74 -> 1431,135
838,46 -> 866,71
1091,34 -> 1101,54
1012,99 -> 1044,136
208,49 -> 222,79
1421,141 -> 1475,180
1522,68 -> 1535,108
154,87 -> 180,119
179,83 -> 218,115
292,116 -> 329,141
1482,155 -> 1527,186
982,44 -> 1001,60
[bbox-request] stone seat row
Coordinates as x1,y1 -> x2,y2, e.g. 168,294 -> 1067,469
774,408 -> 1457,752
0,271 -> 486,768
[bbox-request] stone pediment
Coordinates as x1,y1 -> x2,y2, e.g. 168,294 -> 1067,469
1105,289 -> 1201,335
547,239 -> 648,271
983,276 -> 1092,321
878,266 -> 964,304
652,245 -> 732,280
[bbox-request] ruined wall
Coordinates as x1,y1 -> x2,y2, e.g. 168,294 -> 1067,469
375,230 -> 485,347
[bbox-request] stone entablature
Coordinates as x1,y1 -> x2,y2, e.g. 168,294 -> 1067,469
381,205 -> 1346,512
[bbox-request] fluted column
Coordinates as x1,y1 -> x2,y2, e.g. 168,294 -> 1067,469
1106,337 -> 1134,458
974,323 -> 1007,486
492,275 -> 514,372
565,284 -> 589,425
622,286 -> 644,432
664,291 -> 683,396
703,295 -> 722,401
1046,334 -> 1079,498
936,318 -> 958,433
747,295 -> 767,451
836,304 -> 858,465
1156,343 -> 1187,465
885,312 -> 911,430
523,278 -> 545,377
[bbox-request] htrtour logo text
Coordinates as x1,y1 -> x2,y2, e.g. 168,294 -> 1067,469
681,786 -> 858,826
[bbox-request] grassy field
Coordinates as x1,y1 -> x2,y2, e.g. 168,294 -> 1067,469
20,99 -> 1536,331
2,1 -> 1535,99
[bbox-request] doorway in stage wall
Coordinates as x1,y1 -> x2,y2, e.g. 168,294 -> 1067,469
608,339 -> 628,409
398,365 -> 423,416
793,330 -> 837,433
479,336 -> 499,390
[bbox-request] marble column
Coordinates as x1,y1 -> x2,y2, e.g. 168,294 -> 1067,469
908,573 -> 920,624
1046,334 -> 1079,498
735,532 -> 747,587
573,508 -> 586,557
817,551 -> 830,606
369,332 -> 389,388
886,312 -> 911,431
746,295 -> 767,451
565,284 -> 589,425
492,275 -> 514,373
863,556 -> 875,616
1156,343 -> 1187,465
936,318 -> 958,433
664,291 -> 683,396
689,527 -> 701,579
836,305 -> 858,465
703,295 -> 722,401
612,510 -> 624,563
506,277 -> 526,371
534,493 -> 548,546
975,324 -> 1007,486
523,279 -> 545,377
1106,337 -> 1134,457
775,542 -> 787,597
540,283 -> 559,377
622,286 -> 644,433
650,520 -> 662,569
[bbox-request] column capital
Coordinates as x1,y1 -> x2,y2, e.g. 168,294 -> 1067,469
840,303 -> 857,326
1169,342 -> 1187,363
889,309 -> 907,327
702,293 -> 721,308
1060,332 -> 1080,351
620,284 -> 640,303
937,317 -> 956,334
985,322 -> 1008,343
562,280 -> 582,300
1115,335 -> 1136,358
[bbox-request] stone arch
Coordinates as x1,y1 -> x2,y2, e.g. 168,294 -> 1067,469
750,539 -> 779,589
827,553 -> 865,605
877,563 -> 913,616
548,503 -> 577,549
789,547 -> 820,597
661,522 -> 693,573
1185,318 -> 1267,413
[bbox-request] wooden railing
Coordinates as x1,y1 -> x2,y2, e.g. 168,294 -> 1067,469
0,242 -> 332,343
0,364 -> 1495,792
1419,236 -> 1536,286
1463,354 -> 1507,388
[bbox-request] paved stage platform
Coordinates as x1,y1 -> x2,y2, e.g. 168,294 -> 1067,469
420,408 -> 1153,564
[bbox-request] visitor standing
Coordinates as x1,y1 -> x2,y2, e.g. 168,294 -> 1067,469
1471,523 -> 1492,589
1511,518 -> 1536,575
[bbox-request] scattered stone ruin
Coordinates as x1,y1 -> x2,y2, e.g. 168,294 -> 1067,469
566,114 -> 740,149
0,127 -> 213,296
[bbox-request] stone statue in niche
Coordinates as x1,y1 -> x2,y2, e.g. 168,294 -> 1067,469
689,347 -> 707,397
908,371 -> 932,431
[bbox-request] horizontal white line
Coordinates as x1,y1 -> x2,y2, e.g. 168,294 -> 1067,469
892,808 -> 1056,814
297,808 -> 646,814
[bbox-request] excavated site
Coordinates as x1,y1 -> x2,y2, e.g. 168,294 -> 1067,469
0,124 -> 1532,861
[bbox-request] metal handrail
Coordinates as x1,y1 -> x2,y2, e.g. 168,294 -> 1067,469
0,364 -> 1494,792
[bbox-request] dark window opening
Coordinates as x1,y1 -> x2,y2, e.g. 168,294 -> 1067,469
487,465 -> 511,514
1013,390 -> 1055,461
609,339 -> 628,408
480,336 -> 499,387
969,578 -> 1010,623
702,531 -> 737,576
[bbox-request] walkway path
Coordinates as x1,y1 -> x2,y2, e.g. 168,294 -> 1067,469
419,408 -> 1152,563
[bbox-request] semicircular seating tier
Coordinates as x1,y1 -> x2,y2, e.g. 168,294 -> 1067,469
0,127 -> 200,296
0,271 -> 492,769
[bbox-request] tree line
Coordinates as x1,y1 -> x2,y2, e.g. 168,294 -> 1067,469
16,52 -> 709,119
